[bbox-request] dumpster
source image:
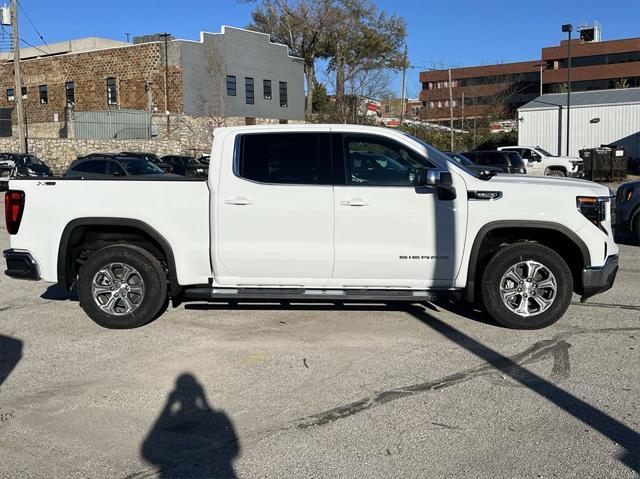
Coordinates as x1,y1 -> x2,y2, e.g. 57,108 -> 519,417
579,145 -> 627,182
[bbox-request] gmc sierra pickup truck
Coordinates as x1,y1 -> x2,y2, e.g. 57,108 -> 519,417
3,125 -> 618,329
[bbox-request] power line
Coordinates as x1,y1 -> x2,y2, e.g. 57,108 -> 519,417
16,0 -> 51,54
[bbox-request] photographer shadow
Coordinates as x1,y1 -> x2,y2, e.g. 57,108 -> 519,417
141,373 -> 239,478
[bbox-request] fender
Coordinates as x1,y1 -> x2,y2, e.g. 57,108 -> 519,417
464,220 -> 591,302
57,217 -> 180,296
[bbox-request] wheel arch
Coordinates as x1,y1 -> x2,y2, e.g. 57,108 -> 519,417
57,218 -> 180,296
545,165 -> 568,175
465,221 -> 590,302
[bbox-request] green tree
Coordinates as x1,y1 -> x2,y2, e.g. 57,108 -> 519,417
312,81 -> 330,113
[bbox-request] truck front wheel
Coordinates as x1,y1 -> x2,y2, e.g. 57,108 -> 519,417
77,245 -> 168,329
481,242 -> 573,329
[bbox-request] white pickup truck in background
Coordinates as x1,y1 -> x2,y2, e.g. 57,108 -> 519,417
3,125 -> 618,330
498,145 -> 584,177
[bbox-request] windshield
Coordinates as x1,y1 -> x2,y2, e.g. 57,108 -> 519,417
445,152 -> 474,167
403,133 -> 479,177
118,159 -> 164,175
504,152 -> 525,167
20,155 -> 45,166
535,147 -> 554,156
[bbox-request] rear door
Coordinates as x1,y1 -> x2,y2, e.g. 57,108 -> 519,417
215,131 -> 334,286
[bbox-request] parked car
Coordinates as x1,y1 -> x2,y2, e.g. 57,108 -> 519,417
161,155 -> 208,177
615,179 -> 640,243
4,125 -> 618,331
442,152 -> 503,176
64,155 -> 170,179
0,153 -> 52,190
497,146 -> 583,177
121,152 -> 173,173
461,150 -> 527,174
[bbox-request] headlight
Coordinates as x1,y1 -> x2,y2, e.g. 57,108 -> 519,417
577,196 -> 609,233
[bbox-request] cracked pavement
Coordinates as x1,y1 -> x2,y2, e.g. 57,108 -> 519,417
0,213 -> 638,478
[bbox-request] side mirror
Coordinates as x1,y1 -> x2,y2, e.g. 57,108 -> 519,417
425,168 -> 456,200
425,168 -> 453,186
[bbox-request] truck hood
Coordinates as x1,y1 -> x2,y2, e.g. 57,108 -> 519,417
553,155 -> 582,162
483,174 -> 611,196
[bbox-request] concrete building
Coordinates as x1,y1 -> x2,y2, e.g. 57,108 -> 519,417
420,27 -> 640,122
517,88 -> 640,159
0,26 -> 304,138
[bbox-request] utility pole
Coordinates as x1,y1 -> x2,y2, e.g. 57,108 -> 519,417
473,96 -> 477,149
448,68 -> 454,151
11,0 -> 26,153
399,43 -> 407,124
160,33 -> 171,136
562,23 -> 573,156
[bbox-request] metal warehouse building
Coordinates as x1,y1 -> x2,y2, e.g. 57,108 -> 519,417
517,88 -> 640,160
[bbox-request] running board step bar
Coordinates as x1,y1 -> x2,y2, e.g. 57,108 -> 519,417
182,287 -> 459,303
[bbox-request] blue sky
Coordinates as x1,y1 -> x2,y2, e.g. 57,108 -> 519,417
11,0 -> 640,95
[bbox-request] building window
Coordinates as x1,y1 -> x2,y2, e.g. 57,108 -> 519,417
65,81 -> 75,107
106,77 -> 117,105
263,79 -> 272,100
39,85 -> 48,104
21,86 -> 27,99
6,88 -> 14,101
245,77 -> 254,105
279,81 -> 288,107
226,75 -> 236,96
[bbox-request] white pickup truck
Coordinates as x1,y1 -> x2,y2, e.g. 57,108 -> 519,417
497,146 -> 583,177
3,125 -> 618,330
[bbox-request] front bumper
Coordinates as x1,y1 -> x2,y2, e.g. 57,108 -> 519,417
581,254 -> 618,301
3,249 -> 40,280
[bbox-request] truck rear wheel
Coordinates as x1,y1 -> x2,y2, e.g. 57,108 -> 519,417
481,242 -> 573,329
546,169 -> 566,177
77,245 -> 167,329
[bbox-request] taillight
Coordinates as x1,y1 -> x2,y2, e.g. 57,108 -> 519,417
5,190 -> 25,235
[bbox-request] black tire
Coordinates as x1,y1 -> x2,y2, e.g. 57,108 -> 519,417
547,169 -> 566,177
77,244 -> 167,329
481,242 -> 573,329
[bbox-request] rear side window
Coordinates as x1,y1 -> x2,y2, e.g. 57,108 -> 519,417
72,160 -> 108,174
237,133 -> 331,185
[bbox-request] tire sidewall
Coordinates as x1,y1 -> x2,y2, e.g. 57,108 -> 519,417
78,245 -> 167,329
482,244 -> 573,329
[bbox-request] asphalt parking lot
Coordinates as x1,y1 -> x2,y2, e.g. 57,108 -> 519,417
0,206 -> 638,478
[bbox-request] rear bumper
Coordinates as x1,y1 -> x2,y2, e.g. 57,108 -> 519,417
581,255 -> 618,301
3,249 -> 40,280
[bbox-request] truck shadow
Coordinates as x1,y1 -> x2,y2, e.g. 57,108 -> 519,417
183,301 -> 500,327
0,335 -> 23,387
40,284 -> 78,301
141,373 -> 240,478
404,304 -> 639,474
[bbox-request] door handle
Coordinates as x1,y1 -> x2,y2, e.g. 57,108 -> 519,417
340,199 -> 369,207
224,197 -> 253,205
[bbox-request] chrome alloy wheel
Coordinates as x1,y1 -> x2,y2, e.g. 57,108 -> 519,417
91,263 -> 145,316
499,260 -> 557,317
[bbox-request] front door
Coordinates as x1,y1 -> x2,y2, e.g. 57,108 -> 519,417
521,148 -> 544,174
332,133 -> 465,289
215,131 -> 334,286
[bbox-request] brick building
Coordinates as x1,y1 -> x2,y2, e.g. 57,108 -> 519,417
420,28 -> 640,122
0,26 -> 304,139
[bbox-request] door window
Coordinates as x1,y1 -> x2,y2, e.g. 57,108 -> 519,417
342,135 -> 432,186
237,133 -> 331,185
